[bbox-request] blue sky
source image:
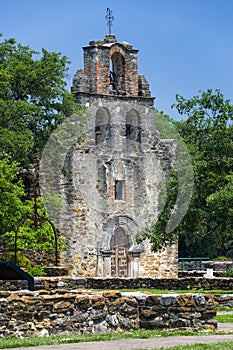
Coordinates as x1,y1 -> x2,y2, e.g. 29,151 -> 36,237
1,0 -> 233,119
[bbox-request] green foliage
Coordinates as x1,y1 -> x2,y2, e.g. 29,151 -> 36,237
0,34 -> 81,166
214,313 -> 233,323
217,306 -> 233,311
29,265 -> 45,276
145,90 -> 233,257
43,192 -> 64,219
222,266 -> 233,277
1,249 -> 46,277
1,251 -> 31,269
214,256 -> 231,262
154,109 -> 177,138
0,157 -> 25,234
3,196 -> 66,253
174,89 -> 233,257
0,34 -> 84,261
0,330 -> 231,350
0,157 -> 65,263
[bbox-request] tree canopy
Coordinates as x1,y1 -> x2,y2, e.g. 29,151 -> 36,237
0,34 -> 86,266
139,90 -> 233,258
0,33 -> 79,166
175,89 -> 233,257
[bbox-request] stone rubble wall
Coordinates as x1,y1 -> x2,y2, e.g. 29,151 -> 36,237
0,276 -> 233,294
178,260 -> 233,272
0,290 -> 217,339
0,276 -> 233,292
214,294 -> 233,308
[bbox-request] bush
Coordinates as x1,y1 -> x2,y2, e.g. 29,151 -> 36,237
1,251 -> 31,269
222,266 -> 233,277
29,265 -> 46,276
215,256 -> 231,261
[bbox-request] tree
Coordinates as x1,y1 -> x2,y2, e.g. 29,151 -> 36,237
0,34 -> 88,265
138,90 -> 233,258
0,157 -> 25,234
0,34 -> 80,166
0,157 -> 65,266
175,89 -> 233,257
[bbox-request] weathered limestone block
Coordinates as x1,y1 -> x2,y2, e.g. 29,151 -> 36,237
102,290 -> 122,299
74,295 -> 91,310
91,295 -> 106,309
176,294 -> 195,307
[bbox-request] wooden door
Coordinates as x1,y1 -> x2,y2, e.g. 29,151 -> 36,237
111,246 -> 128,277
110,227 -> 131,277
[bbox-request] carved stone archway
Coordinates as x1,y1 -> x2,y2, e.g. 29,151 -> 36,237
102,216 -> 144,277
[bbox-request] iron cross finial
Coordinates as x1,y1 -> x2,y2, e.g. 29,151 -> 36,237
105,8 -> 114,34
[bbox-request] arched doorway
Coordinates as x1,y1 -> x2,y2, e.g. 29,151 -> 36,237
110,227 -> 131,277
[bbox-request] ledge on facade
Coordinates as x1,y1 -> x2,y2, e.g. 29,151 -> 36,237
73,91 -> 155,104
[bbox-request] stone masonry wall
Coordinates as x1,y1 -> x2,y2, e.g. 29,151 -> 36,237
43,95 -> 178,279
0,289 -> 216,339
0,276 -> 233,292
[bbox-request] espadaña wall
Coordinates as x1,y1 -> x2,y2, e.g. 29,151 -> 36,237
0,289 -> 217,339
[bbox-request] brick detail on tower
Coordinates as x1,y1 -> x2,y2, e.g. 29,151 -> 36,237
71,34 -> 151,98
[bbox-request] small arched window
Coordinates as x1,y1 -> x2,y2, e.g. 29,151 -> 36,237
126,109 -> 141,143
95,108 -> 111,144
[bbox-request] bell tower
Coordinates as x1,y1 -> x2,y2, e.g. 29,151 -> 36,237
72,34 -> 151,98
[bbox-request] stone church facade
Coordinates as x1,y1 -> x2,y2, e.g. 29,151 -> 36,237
57,34 -> 178,278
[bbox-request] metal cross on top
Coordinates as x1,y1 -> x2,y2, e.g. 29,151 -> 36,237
105,8 -> 114,34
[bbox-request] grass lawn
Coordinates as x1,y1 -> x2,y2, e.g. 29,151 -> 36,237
217,306 -> 233,312
1,329 -> 233,349
215,314 -> 233,323
119,289 -> 233,295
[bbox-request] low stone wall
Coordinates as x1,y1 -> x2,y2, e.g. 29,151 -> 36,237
178,271 -> 223,278
0,290 -> 216,339
215,295 -> 233,308
178,261 -> 232,274
0,276 -> 233,292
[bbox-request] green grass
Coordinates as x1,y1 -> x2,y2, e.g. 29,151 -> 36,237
215,314 -> 233,323
119,289 -> 233,295
217,306 -> 233,312
1,329 -> 233,349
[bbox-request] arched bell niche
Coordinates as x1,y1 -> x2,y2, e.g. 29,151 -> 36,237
95,107 -> 111,144
126,109 -> 141,143
110,52 -> 125,94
